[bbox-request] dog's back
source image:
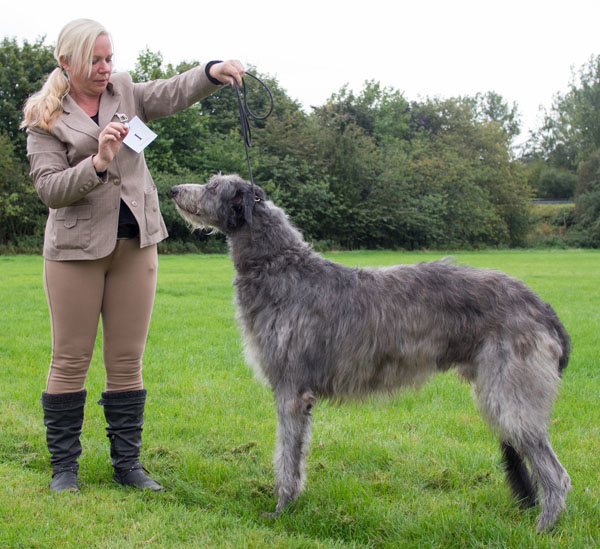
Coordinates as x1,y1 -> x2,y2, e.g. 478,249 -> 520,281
231,212 -> 569,398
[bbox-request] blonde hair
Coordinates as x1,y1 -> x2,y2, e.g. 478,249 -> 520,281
21,19 -> 110,130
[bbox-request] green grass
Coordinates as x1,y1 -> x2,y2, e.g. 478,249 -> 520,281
1,250 -> 598,548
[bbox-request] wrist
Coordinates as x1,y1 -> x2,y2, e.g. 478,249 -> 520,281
92,155 -> 108,175
205,60 -> 224,86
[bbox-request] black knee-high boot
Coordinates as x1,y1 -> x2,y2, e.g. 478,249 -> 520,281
97,389 -> 163,491
40,390 -> 87,492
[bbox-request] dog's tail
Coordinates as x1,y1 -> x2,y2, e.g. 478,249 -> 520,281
500,442 -> 537,508
555,319 -> 571,377
541,301 -> 570,377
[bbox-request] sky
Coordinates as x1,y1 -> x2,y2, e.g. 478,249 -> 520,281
3,0 -> 600,145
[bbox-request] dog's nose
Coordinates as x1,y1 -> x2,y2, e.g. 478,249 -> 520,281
167,186 -> 179,198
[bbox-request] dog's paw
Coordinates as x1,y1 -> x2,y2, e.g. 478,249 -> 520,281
260,510 -> 280,520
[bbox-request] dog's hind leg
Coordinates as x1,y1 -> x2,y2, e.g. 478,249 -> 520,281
518,432 -> 571,532
264,390 -> 316,518
471,345 -> 570,531
500,440 -> 538,508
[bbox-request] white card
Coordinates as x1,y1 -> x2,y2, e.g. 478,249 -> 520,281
122,116 -> 157,153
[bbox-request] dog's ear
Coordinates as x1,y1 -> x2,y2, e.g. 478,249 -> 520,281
229,187 -> 257,229
253,185 -> 266,202
242,187 -> 257,226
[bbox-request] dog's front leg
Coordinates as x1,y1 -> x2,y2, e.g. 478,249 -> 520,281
262,390 -> 316,519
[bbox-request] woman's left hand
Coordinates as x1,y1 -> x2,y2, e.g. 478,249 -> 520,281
209,60 -> 246,87
93,122 -> 129,173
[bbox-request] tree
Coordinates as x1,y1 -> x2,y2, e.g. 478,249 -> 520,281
311,97 -> 381,247
248,77 -> 332,240
526,161 -> 577,199
572,150 -> 600,246
530,54 -> 600,170
309,88 -> 530,249
314,81 -> 411,143
130,50 -> 218,176
475,91 -> 521,139
0,37 -> 56,159
408,96 -> 531,247
0,38 -> 539,252
0,134 -> 45,247
366,132 -> 510,249
0,37 -> 54,251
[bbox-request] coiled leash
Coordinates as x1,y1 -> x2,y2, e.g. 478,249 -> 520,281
232,72 -> 274,199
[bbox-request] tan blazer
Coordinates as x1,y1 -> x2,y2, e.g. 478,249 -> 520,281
27,65 -> 222,260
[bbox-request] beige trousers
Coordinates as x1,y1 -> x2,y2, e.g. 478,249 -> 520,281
43,238 -> 158,394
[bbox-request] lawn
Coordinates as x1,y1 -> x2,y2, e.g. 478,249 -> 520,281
0,249 -> 598,548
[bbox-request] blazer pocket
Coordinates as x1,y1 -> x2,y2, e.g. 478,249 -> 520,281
54,205 -> 92,249
144,187 -> 161,235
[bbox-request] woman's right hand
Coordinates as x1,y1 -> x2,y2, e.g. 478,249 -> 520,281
209,60 -> 246,87
93,122 -> 129,172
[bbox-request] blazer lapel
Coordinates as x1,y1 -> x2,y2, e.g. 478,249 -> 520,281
99,80 -> 122,128
59,78 -> 123,137
60,95 -> 100,139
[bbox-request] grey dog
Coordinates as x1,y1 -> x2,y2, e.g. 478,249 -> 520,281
169,174 -> 571,531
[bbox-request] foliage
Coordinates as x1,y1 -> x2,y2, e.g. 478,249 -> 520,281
335,94 -> 531,249
523,53 -> 600,209
572,150 -> 600,246
525,160 -> 578,199
130,51 -> 215,176
1,35 -> 598,252
474,91 -> 521,139
0,36 -> 56,159
0,134 -> 46,249
526,202 -> 575,247
530,54 -> 600,171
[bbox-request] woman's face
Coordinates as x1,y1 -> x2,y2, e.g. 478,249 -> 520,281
63,33 -> 113,100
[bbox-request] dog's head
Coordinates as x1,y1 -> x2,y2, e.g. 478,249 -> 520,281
168,174 -> 266,235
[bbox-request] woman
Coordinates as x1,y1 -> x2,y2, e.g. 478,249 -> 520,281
21,18 -> 244,493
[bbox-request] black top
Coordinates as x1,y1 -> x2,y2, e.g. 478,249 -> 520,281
91,112 -> 139,239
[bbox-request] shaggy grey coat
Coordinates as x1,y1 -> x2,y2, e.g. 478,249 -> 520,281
169,174 -> 571,531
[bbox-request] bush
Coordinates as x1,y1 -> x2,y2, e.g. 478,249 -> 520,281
533,167 -> 578,200
573,151 -> 600,246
